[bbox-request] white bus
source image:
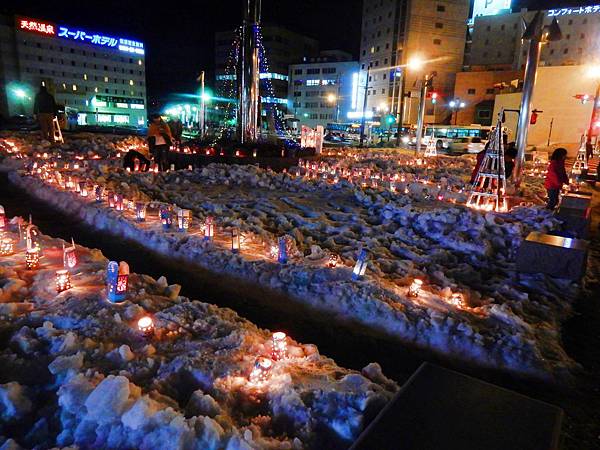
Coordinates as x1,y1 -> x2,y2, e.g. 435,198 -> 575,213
412,125 -> 492,153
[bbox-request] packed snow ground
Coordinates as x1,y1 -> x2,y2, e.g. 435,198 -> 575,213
0,221 -> 396,449
0,134 -> 581,381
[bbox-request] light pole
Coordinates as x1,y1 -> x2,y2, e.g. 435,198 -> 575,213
395,56 -> 424,147
514,12 -> 561,188
449,99 -> 465,125
359,65 -> 370,147
327,93 -> 339,123
585,64 -> 600,152
415,71 -> 435,154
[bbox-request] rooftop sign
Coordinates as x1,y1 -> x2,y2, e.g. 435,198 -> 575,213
548,5 -> 600,16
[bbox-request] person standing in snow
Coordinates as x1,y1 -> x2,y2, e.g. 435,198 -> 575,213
469,141 -> 489,184
147,114 -> 173,171
168,117 -> 183,149
33,85 -> 58,142
504,142 -> 518,179
544,147 -> 569,210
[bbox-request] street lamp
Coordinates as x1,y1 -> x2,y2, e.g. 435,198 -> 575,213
449,99 -> 466,125
585,64 -> 600,149
327,93 -> 340,123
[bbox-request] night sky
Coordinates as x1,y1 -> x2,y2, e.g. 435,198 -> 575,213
1,0 -> 597,108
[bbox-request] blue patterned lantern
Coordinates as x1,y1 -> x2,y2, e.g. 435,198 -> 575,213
95,185 -> 104,203
107,261 -> 129,303
352,249 -> 368,280
277,236 -> 288,264
160,207 -> 172,230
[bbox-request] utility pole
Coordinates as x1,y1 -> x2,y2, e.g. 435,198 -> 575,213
514,12 -> 561,187
586,81 -> 600,154
547,117 -> 553,147
359,65 -> 370,147
396,68 -> 407,147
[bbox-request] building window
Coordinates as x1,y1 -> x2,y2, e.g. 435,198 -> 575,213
468,88 -> 476,95
566,34 -> 571,40
294,68 -> 302,75
563,48 -> 569,54
129,80 -> 134,86
486,25 -> 491,31
486,88 -> 494,94
501,24 -> 505,30
294,91 -> 301,97
306,68 -> 320,74
433,39 -> 442,45
322,67 -> 336,74
381,88 -> 385,94
497,51 -> 502,57
104,76 -> 109,82
83,74 -> 87,80
437,4 -> 445,12
435,22 -> 443,29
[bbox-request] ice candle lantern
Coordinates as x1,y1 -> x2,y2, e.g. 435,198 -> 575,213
0,205 -> 5,229
177,209 -> 191,232
107,191 -> 116,208
352,249 -> 368,280
277,237 -> 287,264
204,216 -> 214,241
231,228 -> 241,253
63,238 -> 77,269
79,182 -> 88,197
26,224 -> 41,253
135,202 -> 147,222
0,238 -> 14,256
271,332 -> 287,361
249,357 -> 273,384
449,293 -> 465,308
115,194 -> 124,211
160,207 -> 172,230
328,253 -> 339,268
408,279 -> 423,297
95,185 -> 104,203
107,261 -> 129,303
25,249 -> 40,269
137,316 -> 154,337
55,270 -> 72,292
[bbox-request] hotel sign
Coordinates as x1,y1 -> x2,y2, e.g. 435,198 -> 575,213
548,5 -> 600,16
16,16 -> 144,55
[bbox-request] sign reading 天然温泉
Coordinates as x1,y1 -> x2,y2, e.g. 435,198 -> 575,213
548,5 -> 600,16
15,16 -> 144,56
471,0 -> 512,22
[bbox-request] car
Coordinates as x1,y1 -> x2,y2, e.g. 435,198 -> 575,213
450,136 -> 486,154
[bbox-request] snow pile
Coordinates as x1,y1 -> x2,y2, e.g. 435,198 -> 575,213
0,225 -> 396,449
5,155 -> 580,382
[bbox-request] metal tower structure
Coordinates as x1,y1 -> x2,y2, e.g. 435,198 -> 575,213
467,111 -> 508,212
237,0 -> 261,144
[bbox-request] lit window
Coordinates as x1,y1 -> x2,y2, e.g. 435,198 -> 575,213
97,114 -> 112,123
114,115 -> 129,124
138,59 -> 142,65
94,87 -> 98,93
104,76 -> 109,82
129,80 -> 134,86
72,84 -> 77,91
83,74 -> 88,80
116,102 -> 129,108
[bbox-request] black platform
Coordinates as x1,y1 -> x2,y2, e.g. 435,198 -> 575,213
351,363 -> 563,450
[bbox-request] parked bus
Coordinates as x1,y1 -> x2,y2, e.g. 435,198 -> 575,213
411,125 -> 491,153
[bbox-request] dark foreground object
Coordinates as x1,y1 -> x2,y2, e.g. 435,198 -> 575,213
516,231 -> 588,280
352,363 -> 563,450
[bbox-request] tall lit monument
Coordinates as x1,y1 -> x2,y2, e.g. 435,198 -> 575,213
237,0 -> 261,143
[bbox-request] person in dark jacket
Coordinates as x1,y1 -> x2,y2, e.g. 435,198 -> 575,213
168,118 -> 183,149
33,85 -> 57,142
544,148 -> 569,210
469,141 -> 489,184
147,114 -> 173,171
504,142 -> 518,179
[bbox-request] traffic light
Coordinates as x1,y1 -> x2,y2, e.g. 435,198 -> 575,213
386,115 -> 395,124
431,92 -> 438,104
530,110 -> 538,125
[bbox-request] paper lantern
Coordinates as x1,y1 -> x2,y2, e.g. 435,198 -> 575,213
133,158 -> 140,172
55,269 -> 72,292
177,209 -> 191,232
204,216 -> 214,241
249,357 -> 273,384
25,248 -> 40,270
107,191 -> 116,208
271,332 -> 287,361
79,182 -> 88,197
277,237 -> 287,264
63,238 -> 77,269
408,279 -> 423,297
160,207 -> 172,230
449,293 -> 465,308
115,194 -> 124,211
107,261 -> 129,303
26,224 -> 40,253
74,179 -> 81,193
137,316 -> 154,337
0,205 -> 5,229
135,202 -> 147,222
328,254 -> 339,268
0,238 -> 14,256
352,249 -> 368,280
95,185 -> 104,202
231,228 -> 241,253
